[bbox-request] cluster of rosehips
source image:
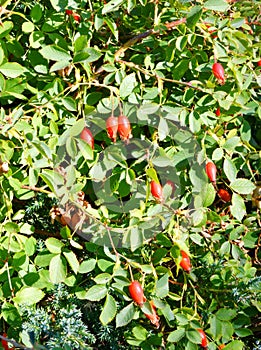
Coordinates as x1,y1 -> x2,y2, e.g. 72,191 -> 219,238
206,161 -> 231,203
65,9 -> 81,23
128,281 -> 208,347
79,114 -> 132,149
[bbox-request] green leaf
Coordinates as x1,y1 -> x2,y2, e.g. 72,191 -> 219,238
191,209 -> 207,227
186,6 -> 202,28
40,169 -> 64,193
220,241 -> 231,257
223,158 -> 237,182
223,137 -> 241,152
222,340 -> 244,350
79,258 -> 96,273
93,273 -> 112,284
40,45 -> 71,62
74,48 -> 102,63
209,314 -> 222,340
49,0 -> 68,11
158,118 -> 169,141
186,329 -> 202,344
104,18 -> 118,40
0,21 -> 13,38
230,179 -> 255,195
234,328 -> 253,337
77,139 -> 93,160
62,97 -> 77,111
85,284 -> 108,301
49,254 -> 67,284
0,62 -> 25,78
46,237 -> 64,254
102,0 -> 125,14
202,183 -> 216,207
2,302 -> 22,326
221,321 -> 234,341
100,294 -> 117,325
63,249 -> 79,274
167,328 -> 185,342
24,237 -> 36,256
22,21 -> 35,33
216,308 -> 237,321
13,287 -> 45,305
156,273 -> 169,298
30,4 -> 43,22
119,73 -> 137,98
231,193 -> 246,221
116,303 -> 135,328
146,168 -> 159,182
204,0 -> 229,12
50,60 -> 71,72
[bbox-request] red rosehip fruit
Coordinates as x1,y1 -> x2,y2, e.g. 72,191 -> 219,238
80,127 -> 94,149
218,188 -> 231,202
118,115 -> 132,142
150,180 -> 163,202
72,13 -> 81,22
65,9 -> 73,15
212,62 -> 225,84
257,60 -> 261,67
180,250 -> 191,272
206,161 -> 217,184
215,107 -> 221,117
197,329 -> 208,348
106,116 -> 118,143
129,281 -> 145,305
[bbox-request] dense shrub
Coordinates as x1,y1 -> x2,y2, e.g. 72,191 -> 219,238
0,0 -> 260,349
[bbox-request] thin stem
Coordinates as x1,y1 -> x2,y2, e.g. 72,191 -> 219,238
21,185 -> 52,195
118,59 -> 205,92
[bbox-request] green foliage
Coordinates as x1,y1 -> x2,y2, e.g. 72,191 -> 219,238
0,0 -> 260,348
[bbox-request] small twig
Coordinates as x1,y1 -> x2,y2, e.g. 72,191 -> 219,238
34,228 -> 61,238
0,335 -> 30,349
114,18 -> 186,61
21,185 -> 52,195
117,59 -> 205,92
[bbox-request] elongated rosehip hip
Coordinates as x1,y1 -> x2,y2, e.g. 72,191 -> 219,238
144,301 -> 160,328
118,115 -> 132,141
215,107 -> 221,117
106,116 -> 118,143
129,281 -> 145,305
218,188 -> 231,202
150,180 -> 163,202
180,250 -> 191,272
206,161 -> 217,184
80,127 -> 94,149
212,62 -> 225,84
257,60 -> 261,67
65,9 -> 73,15
197,329 -> 208,348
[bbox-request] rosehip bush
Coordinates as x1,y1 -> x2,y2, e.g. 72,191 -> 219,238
0,0 -> 260,349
